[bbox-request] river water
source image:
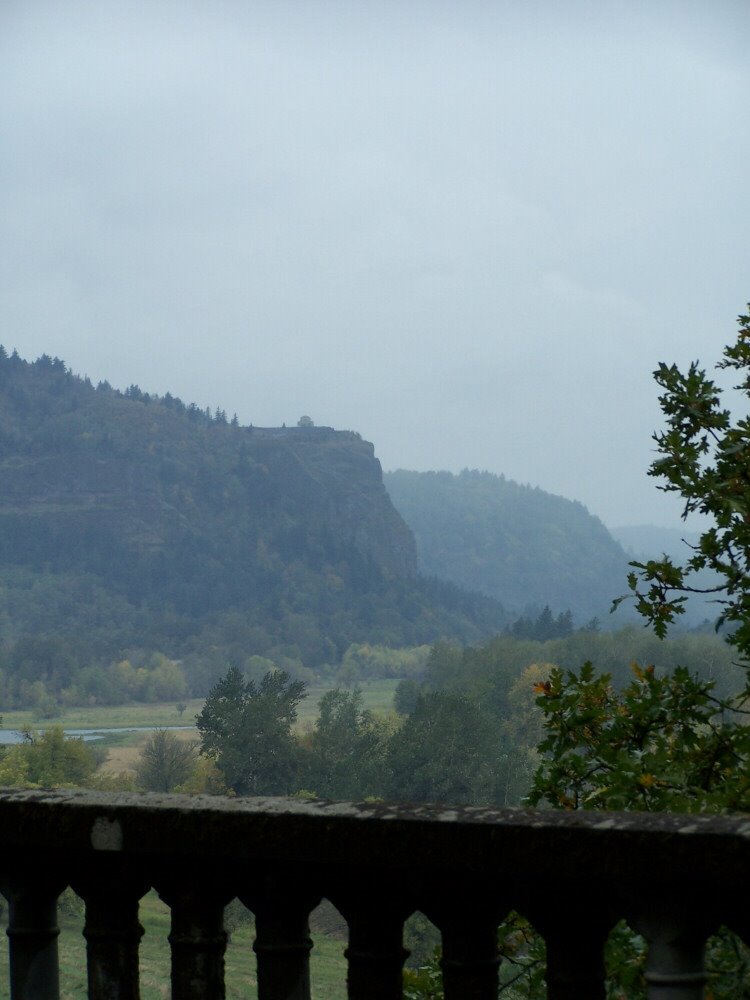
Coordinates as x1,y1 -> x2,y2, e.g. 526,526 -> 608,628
0,726 -> 194,745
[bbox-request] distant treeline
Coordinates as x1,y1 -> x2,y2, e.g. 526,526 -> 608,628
0,632 -> 434,714
5,624 -> 736,803
0,620 -> 736,729
399,625 -> 744,709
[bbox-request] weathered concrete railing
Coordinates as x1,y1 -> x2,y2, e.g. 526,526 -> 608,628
0,790 -> 749,1000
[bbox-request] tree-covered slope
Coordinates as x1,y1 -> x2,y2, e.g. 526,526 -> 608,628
385,469 -> 631,622
0,351 -> 505,670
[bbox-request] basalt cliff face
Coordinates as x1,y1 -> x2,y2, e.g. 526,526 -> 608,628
0,356 -> 415,596
0,423 -> 416,583
240,426 -> 417,580
0,353 -> 497,662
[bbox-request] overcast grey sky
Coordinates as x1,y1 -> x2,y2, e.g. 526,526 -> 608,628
1,1 -> 748,529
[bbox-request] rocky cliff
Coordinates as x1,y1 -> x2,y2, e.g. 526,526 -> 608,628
243,427 -> 416,579
0,352 -> 499,663
0,419 -> 416,584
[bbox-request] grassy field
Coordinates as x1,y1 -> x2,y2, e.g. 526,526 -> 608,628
0,701 -> 204,732
0,680 -> 399,735
0,680 -> 399,781
0,892 -> 349,1000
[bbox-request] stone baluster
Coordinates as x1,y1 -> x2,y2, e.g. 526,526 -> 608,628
254,904 -> 314,1000
0,870 -> 66,1000
544,927 -> 610,1000
72,862 -> 149,1000
345,914 -> 409,1000
726,910 -> 750,950
527,893 -> 612,1000
439,916 -> 501,1000
643,931 -> 709,1000
242,875 -> 319,1000
426,884 -> 506,1000
632,902 -> 714,1000
332,884 -> 410,1000
157,878 -> 231,1000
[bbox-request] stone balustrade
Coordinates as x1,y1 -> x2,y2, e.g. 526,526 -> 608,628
0,789 -> 749,999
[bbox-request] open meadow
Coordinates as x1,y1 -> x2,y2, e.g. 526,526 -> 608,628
0,679 -> 398,733
0,680 -> 399,780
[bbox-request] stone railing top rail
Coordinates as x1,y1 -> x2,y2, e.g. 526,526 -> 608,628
1,789 -> 749,884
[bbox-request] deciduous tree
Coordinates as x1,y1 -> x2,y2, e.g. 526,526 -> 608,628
528,307 -> 750,998
620,307 -> 750,671
305,688 -> 386,799
387,691 -> 502,805
196,667 -> 306,795
135,729 -> 197,793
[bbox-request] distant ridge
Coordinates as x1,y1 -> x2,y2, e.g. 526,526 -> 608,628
385,468 -> 631,622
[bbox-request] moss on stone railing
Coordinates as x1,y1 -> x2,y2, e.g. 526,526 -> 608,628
1,789 -> 749,999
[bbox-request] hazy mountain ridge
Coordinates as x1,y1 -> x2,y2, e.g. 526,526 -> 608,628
0,350 -> 506,665
385,468 -> 632,622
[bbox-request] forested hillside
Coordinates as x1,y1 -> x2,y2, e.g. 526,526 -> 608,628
0,351 -> 506,700
385,469 -> 631,622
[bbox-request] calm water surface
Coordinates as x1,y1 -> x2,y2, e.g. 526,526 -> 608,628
0,726 -> 194,745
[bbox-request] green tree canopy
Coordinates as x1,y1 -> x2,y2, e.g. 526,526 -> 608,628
196,667 -> 306,795
386,691 -> 502,805
623,307 -> 750,670
305,688 -> 387,799
0,727 -> 98,788
529,662 -> 750,814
